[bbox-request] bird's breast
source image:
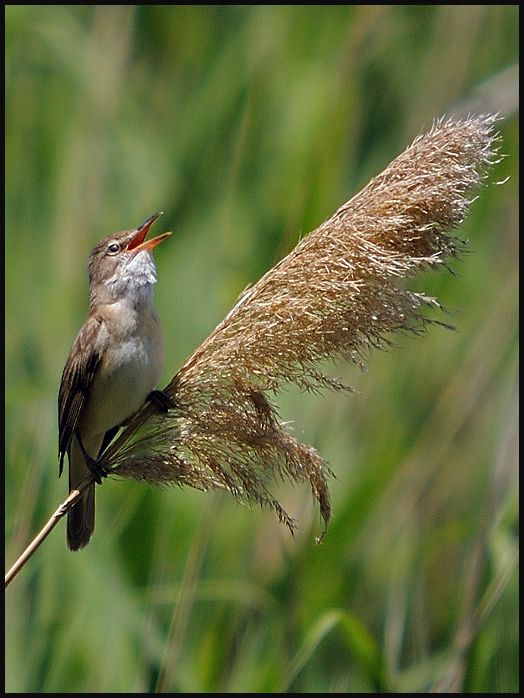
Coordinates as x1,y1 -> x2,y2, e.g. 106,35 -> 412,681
79,302 -> 165,435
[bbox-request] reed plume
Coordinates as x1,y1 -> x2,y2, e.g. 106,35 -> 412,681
102,114 -> 501,537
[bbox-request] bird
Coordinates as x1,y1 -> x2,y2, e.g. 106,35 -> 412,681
58,212 -> 171,550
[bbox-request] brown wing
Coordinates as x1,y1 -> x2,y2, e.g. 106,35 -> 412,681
58,315 -> 102,475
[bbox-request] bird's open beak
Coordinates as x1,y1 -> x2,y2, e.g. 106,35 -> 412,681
126,212 -> 171,253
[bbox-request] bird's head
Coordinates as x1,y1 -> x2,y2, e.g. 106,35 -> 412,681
88,212 -> 171,306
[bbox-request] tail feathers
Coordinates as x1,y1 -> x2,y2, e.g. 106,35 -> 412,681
67,483 -> 95,550
67,435 -> 98,551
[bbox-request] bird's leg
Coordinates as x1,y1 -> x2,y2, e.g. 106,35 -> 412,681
75,430 -> 109,485
147,389 -> 176,413
117,390 -> 175,429
98,425 -> 120,458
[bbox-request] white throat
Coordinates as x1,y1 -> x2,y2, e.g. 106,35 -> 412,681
95,251 -> 158,309
106,250 -> 156,304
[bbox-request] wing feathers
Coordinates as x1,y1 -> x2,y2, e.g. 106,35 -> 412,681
58,315 -> 102,474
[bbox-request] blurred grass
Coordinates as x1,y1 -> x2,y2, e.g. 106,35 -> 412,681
5,5 -> 518,693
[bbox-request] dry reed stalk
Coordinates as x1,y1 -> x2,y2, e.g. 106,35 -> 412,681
102,114 -> 501,537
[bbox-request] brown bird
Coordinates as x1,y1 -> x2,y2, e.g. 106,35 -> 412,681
58,213 -> 171,550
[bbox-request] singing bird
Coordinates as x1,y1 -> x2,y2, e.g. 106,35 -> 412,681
58,213 -> 171,550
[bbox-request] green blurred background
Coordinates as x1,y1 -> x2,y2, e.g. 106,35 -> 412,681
5,5 -> 518,693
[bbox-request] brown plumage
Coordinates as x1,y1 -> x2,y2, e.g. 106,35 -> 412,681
59,214 -> 170,549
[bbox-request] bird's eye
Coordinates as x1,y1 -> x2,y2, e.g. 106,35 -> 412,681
107,242 -> 120,255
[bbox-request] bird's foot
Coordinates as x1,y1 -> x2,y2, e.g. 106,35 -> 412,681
85,455 -> 109,485
75,430 -> 110,485
147,389 -> 176,413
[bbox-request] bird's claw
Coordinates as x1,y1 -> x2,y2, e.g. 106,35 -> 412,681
147,389 -> 175,413
85,455 -> 109,485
